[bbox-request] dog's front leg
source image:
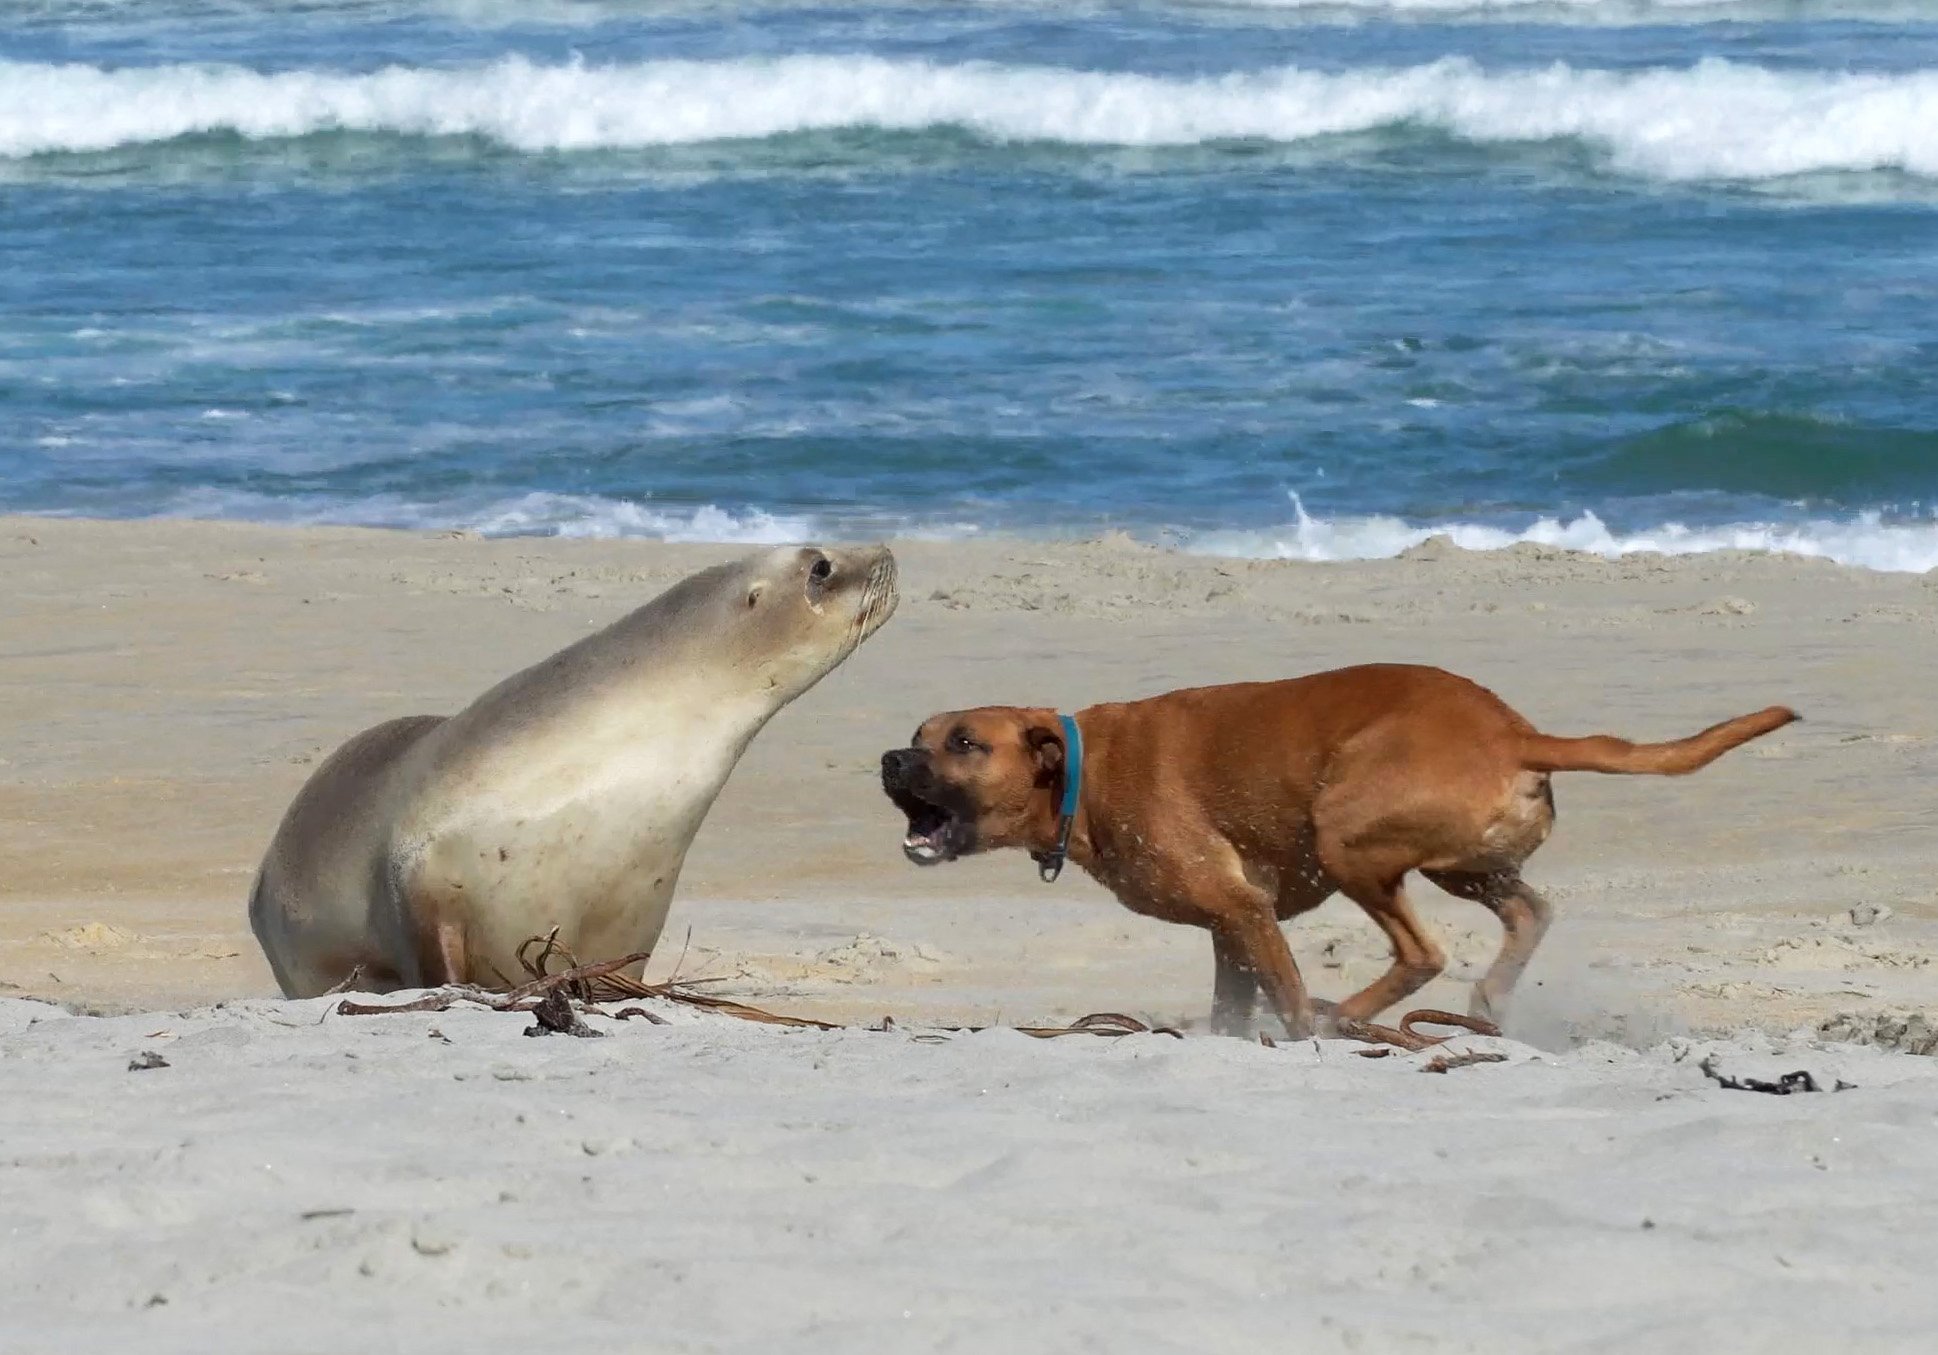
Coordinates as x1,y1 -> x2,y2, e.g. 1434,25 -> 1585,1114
1146,842 -> 1316,1039
1209,928 -> 1261,1037
1220,907 -> 1317,1041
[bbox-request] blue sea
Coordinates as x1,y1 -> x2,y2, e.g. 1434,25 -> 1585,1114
4,0 -> 1938,567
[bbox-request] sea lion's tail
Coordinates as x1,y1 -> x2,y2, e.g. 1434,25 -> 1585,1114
1518,706 -> 1797,776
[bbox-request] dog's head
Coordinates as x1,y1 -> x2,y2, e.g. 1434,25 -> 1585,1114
879,707 -> 1068,866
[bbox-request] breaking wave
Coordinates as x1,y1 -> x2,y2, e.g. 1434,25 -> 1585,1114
6,54 -> 1938,182
116,488 -> 826,544
63,488 -> 1938,572
1188,497 -> 1938,572
1207,0 -> 1933,18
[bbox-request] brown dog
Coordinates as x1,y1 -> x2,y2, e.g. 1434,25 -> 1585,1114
880,663 -> 1795,1039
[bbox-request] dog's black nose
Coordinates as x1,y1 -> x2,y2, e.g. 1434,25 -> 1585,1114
880,747 -> 920,784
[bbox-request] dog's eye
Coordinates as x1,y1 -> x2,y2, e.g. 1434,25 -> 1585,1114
946,732 -> 979,755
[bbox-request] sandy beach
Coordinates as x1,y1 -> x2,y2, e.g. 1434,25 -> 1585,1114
6,516 -> 1938,1348
11,995 -> 1938,1353
5,515 -> 1935,1032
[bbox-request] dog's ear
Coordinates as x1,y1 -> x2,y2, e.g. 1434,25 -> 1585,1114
1025,721 -> 1064,780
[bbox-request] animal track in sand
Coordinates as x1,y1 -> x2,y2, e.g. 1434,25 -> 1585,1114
1758,933 -> 1932,972
42,922 -> 140,950
1819,1009 -> 1938,1055
689,935 -> 952,992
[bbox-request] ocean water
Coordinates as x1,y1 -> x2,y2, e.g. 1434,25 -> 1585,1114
4,1 -> 1938,568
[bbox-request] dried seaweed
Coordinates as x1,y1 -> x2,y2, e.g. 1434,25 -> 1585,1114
1698,1055 -> 1854,1094
1006,1012 -> 1183,1040
320,965 -> 366,996
327,932 -> 1499,1053
1422,1050 -> 1510,1074
524,988 -> 603,1039
1401,1010 -> 1502,1043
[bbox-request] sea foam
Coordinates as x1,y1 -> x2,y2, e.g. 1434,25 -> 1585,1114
115,488 -> 1938,572
5,55 -> 1938,181
1213,0 -> 1925,15
203,0 -> 1938,23
1188,497 -> 1938,573
131,487 -> 823,545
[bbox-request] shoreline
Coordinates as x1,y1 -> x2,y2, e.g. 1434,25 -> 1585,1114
2,513 -> 1935,1039
9,502 -> 1938,574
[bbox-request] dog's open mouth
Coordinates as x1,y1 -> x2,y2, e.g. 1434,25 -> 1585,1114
885,782 -> 970,867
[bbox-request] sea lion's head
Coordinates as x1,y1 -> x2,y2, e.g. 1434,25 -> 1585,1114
879,707 -> 1066,866
730,543 -> 899,700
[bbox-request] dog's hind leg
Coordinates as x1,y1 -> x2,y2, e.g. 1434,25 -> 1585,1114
1424,869 -> 1553,1024
1324,871 -> 1448,1024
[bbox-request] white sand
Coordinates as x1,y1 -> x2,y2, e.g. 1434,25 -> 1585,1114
6,992 -> 1937,1352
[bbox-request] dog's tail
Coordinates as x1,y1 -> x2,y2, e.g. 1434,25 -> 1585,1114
1519,706 -> 1798,776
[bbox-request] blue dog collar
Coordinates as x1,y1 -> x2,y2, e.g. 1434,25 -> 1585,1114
1057,713 -> 1084,818
1036,713 -> 1083,883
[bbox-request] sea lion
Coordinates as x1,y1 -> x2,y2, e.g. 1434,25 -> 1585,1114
250,544 -> 898,997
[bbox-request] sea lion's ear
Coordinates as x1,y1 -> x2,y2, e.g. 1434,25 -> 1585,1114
1025,722 -> 1064,777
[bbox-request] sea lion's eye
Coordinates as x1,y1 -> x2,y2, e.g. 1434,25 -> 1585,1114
746,586 -> 762,609
808,557 -> 833,584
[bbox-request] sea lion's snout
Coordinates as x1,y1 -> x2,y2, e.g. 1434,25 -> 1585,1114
831,543 -> 898,643
861,546 -> 898,630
